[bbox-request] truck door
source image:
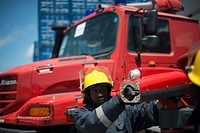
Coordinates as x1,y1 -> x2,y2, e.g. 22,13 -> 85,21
125,17 -> 176,71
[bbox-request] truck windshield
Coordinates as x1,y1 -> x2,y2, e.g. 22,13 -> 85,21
58,12 -> 118,58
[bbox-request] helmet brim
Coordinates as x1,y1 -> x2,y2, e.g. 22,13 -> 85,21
188,72 -> 200,87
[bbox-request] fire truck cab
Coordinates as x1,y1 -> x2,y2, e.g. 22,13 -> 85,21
0,1 -> 200,133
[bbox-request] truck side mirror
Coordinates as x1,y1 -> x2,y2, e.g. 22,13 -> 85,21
132,10 -> 158,65
51,23 -> 68,58
143,10 -> 157,35
142,10 -> 158,49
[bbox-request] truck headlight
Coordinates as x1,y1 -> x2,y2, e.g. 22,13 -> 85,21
16,103 -> 54,125
29,106 -> 51,117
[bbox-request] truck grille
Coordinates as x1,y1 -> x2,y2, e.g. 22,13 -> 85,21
0,75 -> 17,110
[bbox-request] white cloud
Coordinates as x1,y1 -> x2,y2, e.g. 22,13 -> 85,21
26,44 -> 34,57
0,35 -> 13,47
0,23 -> 37,48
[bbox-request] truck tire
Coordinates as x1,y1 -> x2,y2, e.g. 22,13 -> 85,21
36,125 -> 76,133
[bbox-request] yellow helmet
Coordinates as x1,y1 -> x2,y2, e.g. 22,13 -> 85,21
84,70 -> 112,90
79,66 -> 113,103
79,66 -> 113,92
188,50 -> 200,86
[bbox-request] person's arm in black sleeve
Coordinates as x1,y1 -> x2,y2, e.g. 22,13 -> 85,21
73,96 -> 125,133
127,101 -> 159,132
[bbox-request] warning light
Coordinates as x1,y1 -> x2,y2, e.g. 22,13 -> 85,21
114,0 -> 126,5
86,8 -> 95,16
149,61 -> 155,67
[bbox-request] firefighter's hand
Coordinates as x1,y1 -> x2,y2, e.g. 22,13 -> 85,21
116,94 -> 123,102
116,94 -> 125,105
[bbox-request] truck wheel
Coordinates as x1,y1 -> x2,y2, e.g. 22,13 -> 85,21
67,124 -> 77,133
37,125 -> 76,133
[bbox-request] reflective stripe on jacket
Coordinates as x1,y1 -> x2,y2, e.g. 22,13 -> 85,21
73,96 -> 158,133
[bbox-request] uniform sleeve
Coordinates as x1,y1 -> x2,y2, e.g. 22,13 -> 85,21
73,96 -> 125,133
127,101 -> 159,132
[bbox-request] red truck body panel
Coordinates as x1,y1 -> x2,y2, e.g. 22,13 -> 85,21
0,2 -> 199,132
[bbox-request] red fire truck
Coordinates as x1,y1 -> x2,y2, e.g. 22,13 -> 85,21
0,0 -> 199,132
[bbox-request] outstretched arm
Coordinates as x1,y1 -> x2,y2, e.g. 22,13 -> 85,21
127,101 -> 159,132
73,96 -> 125,133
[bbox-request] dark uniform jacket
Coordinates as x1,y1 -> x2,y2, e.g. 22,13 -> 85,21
73,96 -> 158,133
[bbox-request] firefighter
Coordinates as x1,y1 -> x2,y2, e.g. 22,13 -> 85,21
187,50 -> 200,133
73,66 -> 159,133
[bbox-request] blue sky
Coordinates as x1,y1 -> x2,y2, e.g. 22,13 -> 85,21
0,0 -> 37,72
